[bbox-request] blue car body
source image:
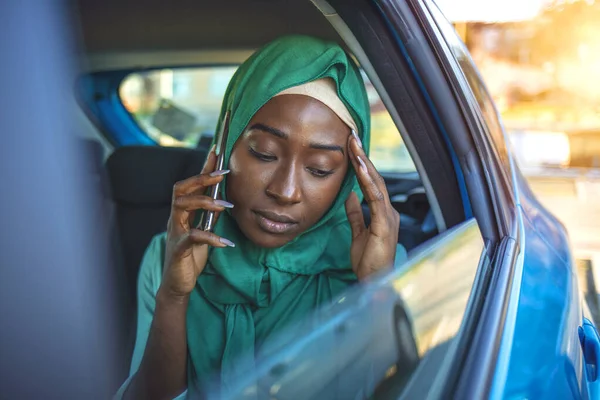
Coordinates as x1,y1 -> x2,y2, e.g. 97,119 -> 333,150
499,166 -> 593,399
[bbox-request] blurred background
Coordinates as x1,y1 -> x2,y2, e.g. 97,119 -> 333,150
439,0 -> 600,279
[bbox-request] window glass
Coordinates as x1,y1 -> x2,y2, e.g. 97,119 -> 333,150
427,2 -> 511,167
119,67 -> 416,173
119,67 -> 237,147
223,219 -> 486,399
361,71 -> 417,173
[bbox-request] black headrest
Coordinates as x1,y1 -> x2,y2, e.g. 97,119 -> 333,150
106,146 -> 206,206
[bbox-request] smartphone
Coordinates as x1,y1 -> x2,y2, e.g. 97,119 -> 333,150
198,111 -> 230,232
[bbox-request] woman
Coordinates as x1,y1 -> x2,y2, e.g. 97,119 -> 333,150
117,35 -> 400,400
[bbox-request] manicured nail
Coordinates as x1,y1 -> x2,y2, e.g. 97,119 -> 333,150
209,144 -> 216,154
214,200 -> 234,208
219,237 -> 236,247
357,156 -> 368,173
210,169 -> 230,177
352,129 -> 363,148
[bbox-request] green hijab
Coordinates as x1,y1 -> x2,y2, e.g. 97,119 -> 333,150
186,35 -> 371,397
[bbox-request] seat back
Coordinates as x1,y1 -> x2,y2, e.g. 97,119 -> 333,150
106,146 -> 208,305
78,139 -> 133,389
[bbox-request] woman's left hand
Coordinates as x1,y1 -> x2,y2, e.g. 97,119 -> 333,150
345,132 -> 400,280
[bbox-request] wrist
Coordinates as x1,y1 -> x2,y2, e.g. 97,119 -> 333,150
356,262 -> 393,281
157,285 -> 190,307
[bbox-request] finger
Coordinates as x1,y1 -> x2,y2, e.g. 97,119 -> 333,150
171,174 -> 229,233
347,146 -> 386,221
201,144 -> 217,173
358,175 -> 390,238
189,228 -> 235,247
172,169 -> 229,197
172,145 -> 221,196
348,134 -> 389,197
211,203 -> 224,228
206,192 -> 231,230
173,195 -> 234,213
172,229 -> 235,258
347,136 -> 394,238
178,196 -> 233,230
345,191 -> 366,239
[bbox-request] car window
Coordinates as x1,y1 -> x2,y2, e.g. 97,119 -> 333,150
222,219 -> 487,399
119,67 -> 237,148
119,67 -> 417,174
426,1 -> 510,167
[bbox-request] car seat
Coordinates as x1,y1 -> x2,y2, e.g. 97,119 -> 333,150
105,146 -> 209,304
78,138 -> 133,390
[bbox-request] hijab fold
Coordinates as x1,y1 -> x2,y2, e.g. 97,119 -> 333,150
185,35 -> 371,398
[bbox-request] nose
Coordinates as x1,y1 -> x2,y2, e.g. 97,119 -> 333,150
265,163 -> 302,205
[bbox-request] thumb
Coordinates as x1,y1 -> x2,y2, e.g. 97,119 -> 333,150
345,191 -> 366,239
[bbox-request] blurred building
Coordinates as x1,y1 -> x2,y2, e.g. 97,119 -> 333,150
441,0 -> 600,169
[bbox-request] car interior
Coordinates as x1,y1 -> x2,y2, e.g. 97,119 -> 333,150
73,0 -> 468,394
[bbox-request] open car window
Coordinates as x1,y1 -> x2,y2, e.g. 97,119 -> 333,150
119,67 -> 417,174
219,219 -> 488,400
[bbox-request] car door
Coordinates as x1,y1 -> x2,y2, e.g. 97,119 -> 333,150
408,1 -> 600,398
222,218 -> 490,400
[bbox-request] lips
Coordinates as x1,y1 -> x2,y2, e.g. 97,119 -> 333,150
253,210 -> 298,234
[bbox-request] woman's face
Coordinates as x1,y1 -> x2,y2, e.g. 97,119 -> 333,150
227,94 -> 351,248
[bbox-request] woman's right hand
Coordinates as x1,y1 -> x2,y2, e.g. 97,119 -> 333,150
161,147 -> 236,298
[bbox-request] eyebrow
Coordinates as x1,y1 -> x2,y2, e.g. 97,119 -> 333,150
249,123 -> 345,155
309,143 -> 344,155
249,123 -> 287,139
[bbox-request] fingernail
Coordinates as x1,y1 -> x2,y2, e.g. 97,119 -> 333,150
214,200 -> 234,208
352,129 -> 363,148
210,144 -> 216,154
219,237 -> 236,247
210,169 -> 230,177
357,156 -> 368,173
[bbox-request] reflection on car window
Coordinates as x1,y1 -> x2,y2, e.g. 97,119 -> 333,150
426,2 -> 510,167
222,220 -> 486,400
119,67 -> 416,173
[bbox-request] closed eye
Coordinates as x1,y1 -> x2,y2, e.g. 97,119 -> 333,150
249,146 -> 276,162
307,167 -> 334,178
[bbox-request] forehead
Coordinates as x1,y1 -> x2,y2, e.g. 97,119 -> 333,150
249,94 -> 350,141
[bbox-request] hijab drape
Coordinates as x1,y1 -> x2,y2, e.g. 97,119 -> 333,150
185,35 -> 371,397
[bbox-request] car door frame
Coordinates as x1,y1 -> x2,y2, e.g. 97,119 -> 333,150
393,0 -> 525,397
398,1 -> 526,397
318,0 -> 522,397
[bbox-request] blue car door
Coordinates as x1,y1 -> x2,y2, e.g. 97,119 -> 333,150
408,1 -> 600,398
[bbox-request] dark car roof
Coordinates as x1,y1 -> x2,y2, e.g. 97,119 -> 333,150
76,0 -> 340,54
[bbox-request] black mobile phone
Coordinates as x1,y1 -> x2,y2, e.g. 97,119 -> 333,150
198,111 -> 230,232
